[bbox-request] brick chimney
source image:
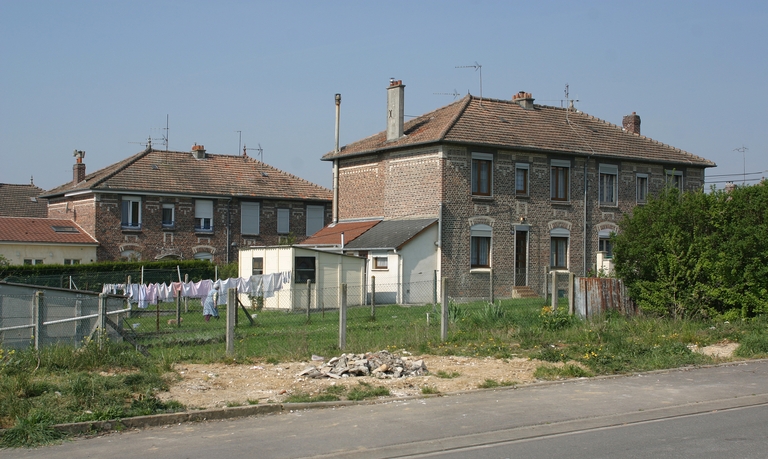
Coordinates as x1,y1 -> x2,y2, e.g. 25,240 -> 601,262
512,91 -> 535,110
191,144 -> 206,159
73,150 -> 86,184
623,112 -> 641,135
386,79 -> 405,141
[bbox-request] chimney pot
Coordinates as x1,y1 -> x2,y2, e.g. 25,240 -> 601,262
191,144 -> 207,159
513,91 -> 535,109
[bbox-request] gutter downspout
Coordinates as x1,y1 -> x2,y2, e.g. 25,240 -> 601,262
332,94 -> 341,224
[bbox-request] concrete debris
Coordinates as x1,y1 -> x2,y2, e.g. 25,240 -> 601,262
297,350 -> 427,379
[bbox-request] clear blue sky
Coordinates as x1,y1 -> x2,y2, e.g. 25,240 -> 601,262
2,1 -> 766,192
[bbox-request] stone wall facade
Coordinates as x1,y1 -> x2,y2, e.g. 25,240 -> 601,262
337,143 -> 706,299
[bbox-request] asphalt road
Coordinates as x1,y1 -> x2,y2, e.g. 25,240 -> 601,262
13,360 -> 768,459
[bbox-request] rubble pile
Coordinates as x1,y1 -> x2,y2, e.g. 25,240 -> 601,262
297,350 -> 427,380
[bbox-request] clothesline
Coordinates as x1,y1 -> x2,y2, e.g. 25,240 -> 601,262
102,271 -> 291,309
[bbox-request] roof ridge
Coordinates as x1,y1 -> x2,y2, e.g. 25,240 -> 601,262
436,95 -> 473,140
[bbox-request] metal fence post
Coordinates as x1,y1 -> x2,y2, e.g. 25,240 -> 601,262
370,276 -> 376,320
339,283 -> 347,350
306,280 -> 312,321
175,291 -> 181,327
226,288 -> 236,358
98,293 -> 108,349
441,277 -> 448,342
569,272 -> 575,315
33,291 -> 44,350
489,268 -> 494,303
433,270 -> 437,312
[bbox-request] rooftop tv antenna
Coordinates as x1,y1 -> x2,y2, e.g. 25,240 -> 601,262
456,62 -> 482,102
244,143 -> 268,177
150,115 -> 169,151
433,89 -> 461,99
734,145 -> 748,185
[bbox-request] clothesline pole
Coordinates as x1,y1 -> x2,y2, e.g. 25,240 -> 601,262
184,274 -> 189,313
141,266 -> 144,285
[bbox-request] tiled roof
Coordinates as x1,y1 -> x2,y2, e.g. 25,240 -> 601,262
322,95 -> 715,167
0,217 -> 98,244
42,149 -> 333,201
299,220 -> 382,246
345,218 -> 438,250
0,183 -> 48,218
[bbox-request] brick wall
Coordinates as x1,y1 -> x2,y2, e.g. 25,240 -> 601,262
337,142 -> 707,300
48,194 -> 329,264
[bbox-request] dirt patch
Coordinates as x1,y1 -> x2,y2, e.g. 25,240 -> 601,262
157,342 -> 739,410
158,354 -> 546,409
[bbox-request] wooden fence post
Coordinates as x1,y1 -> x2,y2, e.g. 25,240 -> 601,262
551,271 -> 558,310
33,291 -> 44,350
98,293 -> 108,349
441,277 -> 449,342
569,272 -> 575,315
226,288 -> 236,358
307,280 -> 312,321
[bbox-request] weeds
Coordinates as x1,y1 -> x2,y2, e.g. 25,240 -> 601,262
434,370 -> 461,379
477,379 -> 515,389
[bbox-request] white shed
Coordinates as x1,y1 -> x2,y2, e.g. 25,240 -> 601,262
238,246 -> 366,310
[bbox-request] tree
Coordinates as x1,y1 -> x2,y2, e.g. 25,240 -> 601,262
614,182 -> 768,319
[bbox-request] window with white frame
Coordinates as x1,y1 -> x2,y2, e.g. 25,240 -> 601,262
515,163 -> 529,196
550,228 -> 569,269
63,259 -> 80,265
24,259 -> 44,265
121,196 -> 141,229
636,174 -> 648,203
598,229 -> 615,259
306,205 -> 325,236
471,152 -> 493,196
665,170 -> 683,191
470,224 -> 492,269
241,202 -> 260,235
195,200 -> 213,231
277,208 -> 290,234
550,160 -> 570,202
162,204 -> 175,228
599,164 -> 618,206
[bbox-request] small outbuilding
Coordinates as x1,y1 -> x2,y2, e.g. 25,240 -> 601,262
238,245 -> 366,310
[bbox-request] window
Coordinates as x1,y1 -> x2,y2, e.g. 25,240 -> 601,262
63,259 -> 80,265
515,163 -> 529,196
306,205 -> 325,236
120,250 -> 141,261
277,208 -> 290,234
598,230 -> 615,259
636,174 -> 648,203
373,256 -> 388,270
241,202 -> 260,235
666,170 -> 683,191
193,252 -> 213,262
252,257 -> 263,275
470,224 -> 492,269
23,259 -> 43,265
599,164 -> 618,206
162,204 -> 175,228
471,153 -> 493,196
550,228 -> 569,269
195,200 -> 213,232
295,256 -> 316,283
550,160 -> 570,201
121,196 -> 141,229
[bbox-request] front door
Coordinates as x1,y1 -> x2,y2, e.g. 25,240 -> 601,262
515,230 -> 528,286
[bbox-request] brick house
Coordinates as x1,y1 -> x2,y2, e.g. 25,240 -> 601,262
321,81 -> 716,299
41,146 -> 332,264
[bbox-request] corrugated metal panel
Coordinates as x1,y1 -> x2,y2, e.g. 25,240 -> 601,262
575,278 -> 637,318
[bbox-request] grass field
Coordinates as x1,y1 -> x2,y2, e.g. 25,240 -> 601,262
2,298 -> 768,447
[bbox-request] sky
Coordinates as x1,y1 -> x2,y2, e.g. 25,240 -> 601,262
1,1 -> 766,192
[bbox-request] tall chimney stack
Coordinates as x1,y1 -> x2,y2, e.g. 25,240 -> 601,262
73,150 -> 86,185
386,79 -> 405,141
623,112 -> 641,135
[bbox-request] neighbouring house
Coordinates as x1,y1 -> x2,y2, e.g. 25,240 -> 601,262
0,181 -> 48,218
237,245 -> 366,310
300,217 -> 438,304
0,217 -> 98,265
40,146 -> 332,264
320,80 -> 716,299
